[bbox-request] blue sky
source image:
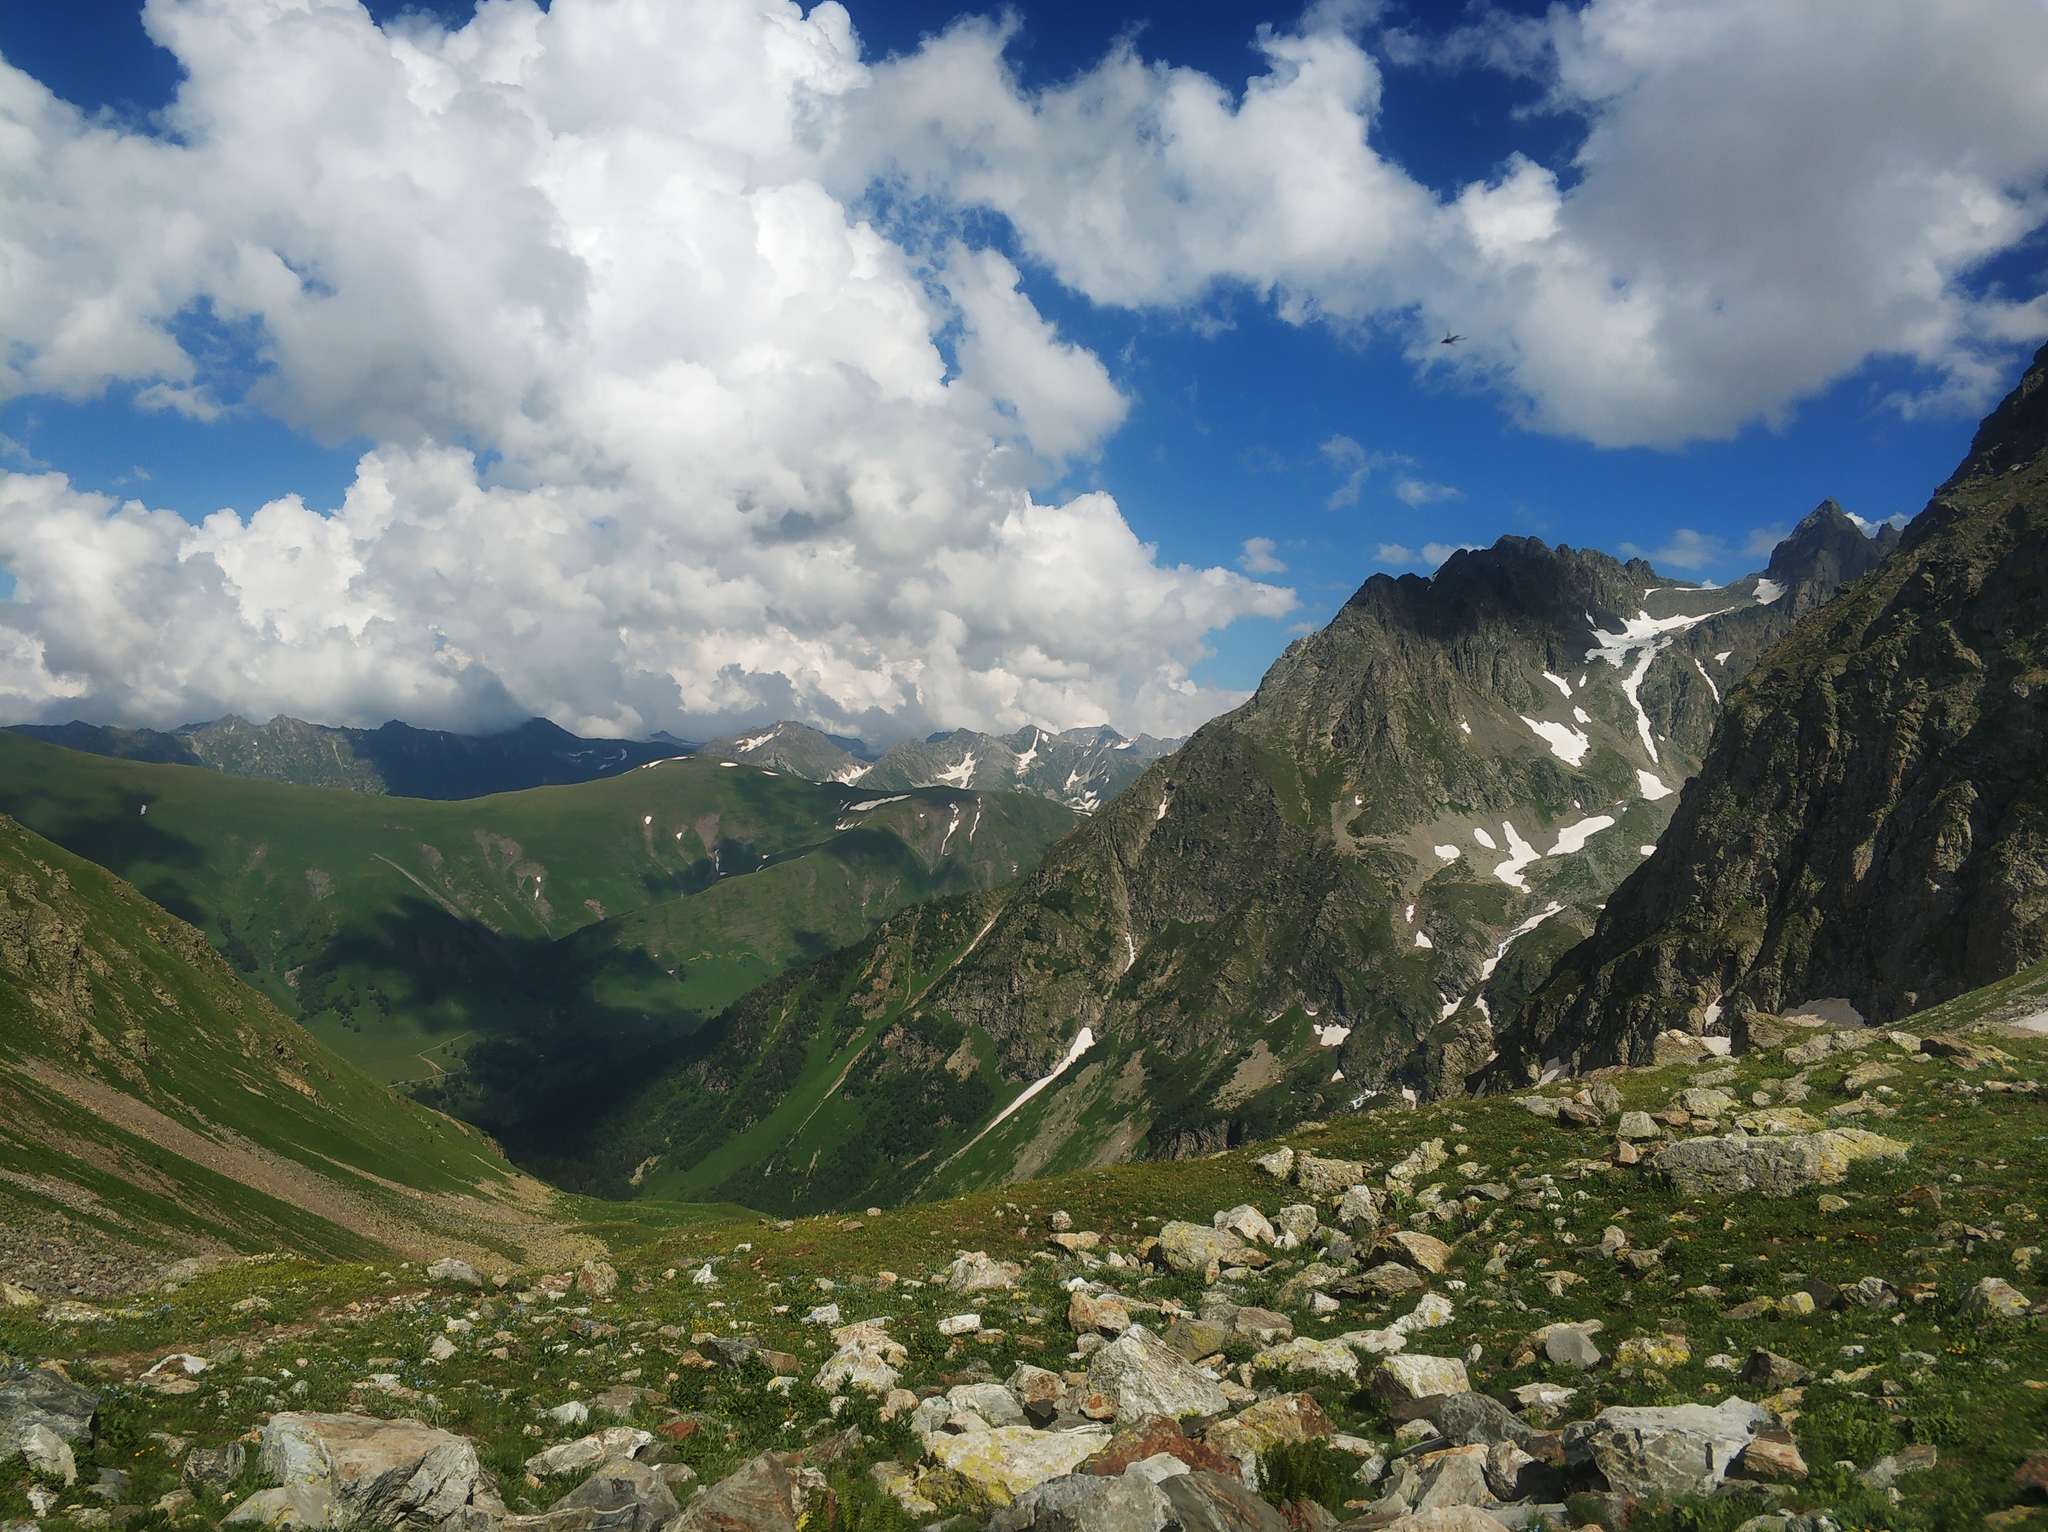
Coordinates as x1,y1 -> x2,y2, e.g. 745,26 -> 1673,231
0,0 -> 2042,738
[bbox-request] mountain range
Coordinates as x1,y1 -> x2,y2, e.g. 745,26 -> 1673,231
536,501 -> 1901,1208
701,722 -> 1180,812
10,714 -> 691,799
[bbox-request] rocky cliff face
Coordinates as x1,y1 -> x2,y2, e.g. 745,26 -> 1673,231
1496,343 -> 2048,1077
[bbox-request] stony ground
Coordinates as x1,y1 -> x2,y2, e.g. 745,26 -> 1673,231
3,1016 -> 2047,1532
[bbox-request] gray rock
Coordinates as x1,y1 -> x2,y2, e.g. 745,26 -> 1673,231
987,1472 -> 1176,1532
1088,1326 -> 1230,1423
1156,1224 -> 1252,1275
426,1259 -> 483,1287
1652,1129 -> 1908,1197
0,1368 -> 99,1460
1958,1277 -> 2031,1319
949,1383 -> 1026,1428
258,1412 -> 489,1529
21,1425 -> 75,1485
1295,1156 -> 1368,1200
223,1485 -> 336,1529
1435,1394 -> 1537,1451
1157,1471 -> 1290,1532
1544,1327 -> 1602,1370
1563,1397 -> 1771,1500
672,1453 -> 797,1532
185,1442 -> 248,1491
545,1458 -> 680,1532
1858,1444 -> 1937,1490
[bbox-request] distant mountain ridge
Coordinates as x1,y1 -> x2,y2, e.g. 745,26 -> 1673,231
701,721 -> 1181,811
1494,341 -> 2048,1077
10,714 -> 692,799
549,505 -> 1899,1207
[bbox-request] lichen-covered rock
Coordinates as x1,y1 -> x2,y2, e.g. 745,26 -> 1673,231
928,1425 -> 1112,1506
814,1320 -> 909,1395
1615,1335 -> 1691,1370
1295,1156 -> 1368,1200
1959,1276 -> 2032,1319
1653,1129 -> 1909,1197
524,1427 -> 654,1477
1251,1338 -> 1359,1386
1203,1393 -> 1334,1489
1253,1149 -> 1296,1181
1156,1223 -> 1253,1274
1070,1292 -> 1133,1336
1088,1328 -> 1231,1423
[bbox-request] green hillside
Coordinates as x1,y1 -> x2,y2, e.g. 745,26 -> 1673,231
0,810 -> 576,1273
0,733 -> 1075,1123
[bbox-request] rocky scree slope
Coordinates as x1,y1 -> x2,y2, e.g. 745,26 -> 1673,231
774,516 -> 1890,1199
10,716 -> 691,800
0,811 -> 586,1290
1496,342 -> 2048,1079
4,998 -> 2046,1532
702,724 -> 1179,814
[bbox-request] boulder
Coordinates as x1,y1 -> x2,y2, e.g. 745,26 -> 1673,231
1543,1328 -> 1602,1371
944,1252 -> 1024,1293
1741,1351 -> 1811,1391
1157,1470 -> 1290,1532
987,1471 -> 1176,1532
1859,1444 -> 1937,1490
1959,1277 -> 2031,1319
1085,1419 -> 1242,1481
1202,1394 -> 1333,1490
1156,1224 -> 1258,1275
1673,1088 -> 1736,1118
1274,1206 -> 1320,1246
185,1442 -> 248,1491
814,1319 -> 908,1395
1254,1149 -> 1296,1181
928,1425 -> 1112,1506
1434,1395 -> 1540,1453
1213,1207 -> 1277,1245
1388,1233 -> 1452,1274
1385,1444 -> 1492,1511
1336,1186 -> 1382,1228
524,1428 -> 655,1477
1614,1335 -> 1690,1370
1733,1434 -> 1807,1482
1163,1318 -> 1234,1361
0,1368 -> 98,1462
1009,1365 -> 1069,1427
1616,1112 -> 1660,1142
575,1261 -> 619,1299
21,1425 -> 75,1486
1250,1338 -> 1358,1386
952,1383 -> 1028,1429
1370,1355 -> 1471,1402
543,1459 -> 681,1532
1334,1263 -> 1425,1300
1089,1327 -> 1231,1423
1228,1308 -> 1293,1345
672,1452 -> 798,1532
1563,1397 -> 1770,1500
1071,1292 -> 1133,1337
259,1413 -> 493,1529
1295,1155 -> 1368,1200
1652,1129 -> 1908,1197
224,1486 -> 337,1528
426,1259 -> 483,1288
1379,1512 -> 1512,1532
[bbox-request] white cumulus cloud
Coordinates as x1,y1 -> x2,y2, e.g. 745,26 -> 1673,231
0,0 -> 1292,739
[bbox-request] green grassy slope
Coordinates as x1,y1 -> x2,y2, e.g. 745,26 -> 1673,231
0,810 -> 560,1270
0,733 -> 1073,1113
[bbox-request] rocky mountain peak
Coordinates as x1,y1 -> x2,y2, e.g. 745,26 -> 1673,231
1765,500 -> 1895,594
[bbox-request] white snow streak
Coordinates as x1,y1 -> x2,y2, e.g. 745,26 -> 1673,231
1521,715 -> 1591,766
844,794 -> 910,812
936,752 -> 979,787
1640,843 -> 1657,855
978,1027 -> 1097,1137
1542,671 -> 1573,699
1479,900 -> 1566,981
735,731 -> 776,752
1547,814 -> 1617,856
1637,770 -> 1672,801
1693,657 -> 1721,703
1572,706 -> 1591,725
1433,844 -> 1460,861
1492,821 -> 1541,889
1313,1023 -> 1352,1047
1472,827 -> 1497,850
1414,930 -> 1434,949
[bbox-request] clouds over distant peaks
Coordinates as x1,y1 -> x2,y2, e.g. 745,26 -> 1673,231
0,0 -> 2043,736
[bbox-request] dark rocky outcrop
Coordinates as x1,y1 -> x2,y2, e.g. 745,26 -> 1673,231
1497,341 -> 2048,1075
